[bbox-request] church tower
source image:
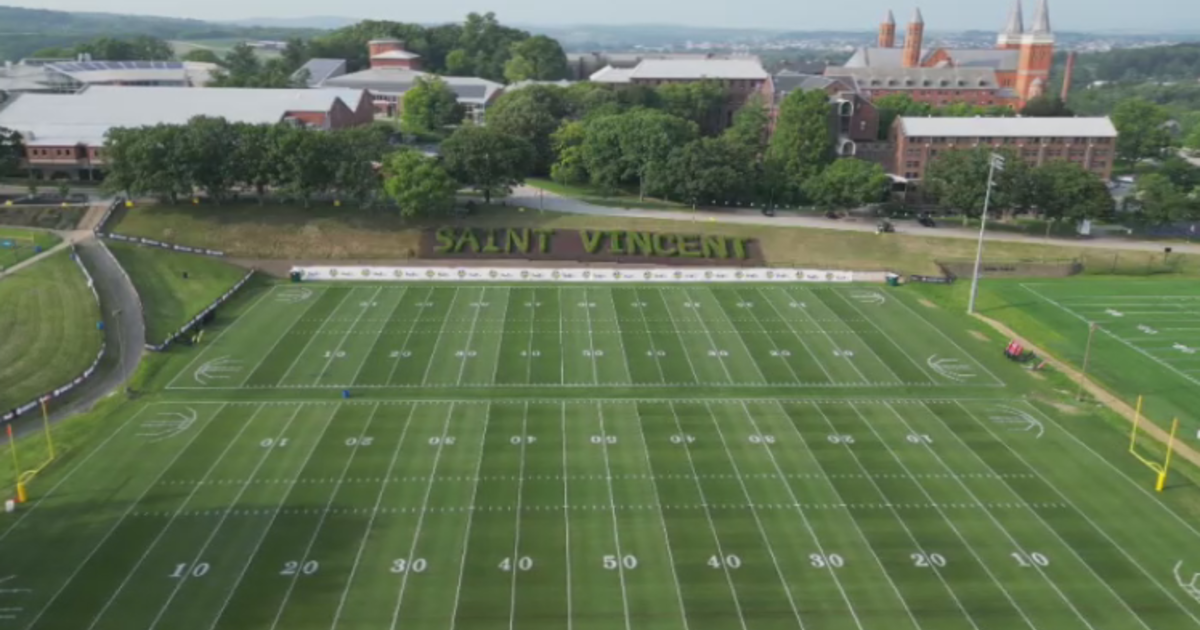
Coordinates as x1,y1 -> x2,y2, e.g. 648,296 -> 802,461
879,10 -> 896,48
996,0 -> 1024,49
902,8 -> 924,68
1015,0 -> 1054,103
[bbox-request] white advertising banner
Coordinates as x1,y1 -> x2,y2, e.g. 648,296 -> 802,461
292,266 -> 859,283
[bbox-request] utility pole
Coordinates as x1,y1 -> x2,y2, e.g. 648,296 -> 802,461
967,153 -> 1006,315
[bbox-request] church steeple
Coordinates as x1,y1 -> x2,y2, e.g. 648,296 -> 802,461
879,10 -> 897,48
903,8 -> 924,67
997,0 -> 1025,48
1030,0 -> 1051,34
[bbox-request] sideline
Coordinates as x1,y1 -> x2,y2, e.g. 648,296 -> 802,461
510,185 -> 1200,256
971,312 -> 1200,471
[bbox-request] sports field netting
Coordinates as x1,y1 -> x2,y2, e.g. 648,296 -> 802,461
2,281 -> 1200,630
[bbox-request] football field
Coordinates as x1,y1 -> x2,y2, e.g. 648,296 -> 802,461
3,282 -> 1200,630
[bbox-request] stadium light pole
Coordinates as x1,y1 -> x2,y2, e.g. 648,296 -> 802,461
967,153 -> 1006,315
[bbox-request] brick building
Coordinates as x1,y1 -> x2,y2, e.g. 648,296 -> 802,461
830,0 -> 1055,107
0,86 -> 373,180
772,72 -> 884,159
892,116 -> 1118,181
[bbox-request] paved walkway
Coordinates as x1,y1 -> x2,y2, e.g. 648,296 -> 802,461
510,185 -> 1200,255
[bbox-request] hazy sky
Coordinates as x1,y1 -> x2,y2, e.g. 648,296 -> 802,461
8,0 -> 1197,32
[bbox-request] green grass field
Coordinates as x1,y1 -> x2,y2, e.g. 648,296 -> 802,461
106,243 -> 249,346
3,281 -> 1200,629
977,277 -> 1200,441
0,228 -> 60,270
0,250 -> 102,412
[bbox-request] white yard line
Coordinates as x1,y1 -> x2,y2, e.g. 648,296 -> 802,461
835,403 -> 1022,630
782,285 -> 868,381
328,403 -> 419,629
83,405 -> 264,630
420,288 -> 462,386
447,402 -> 492,630
0,405 -> 151,543
676,288 -> 735,383
1021,283 -> 1200,388
887,288 -> 1004,386
663,402 -> 749,630
728,287 -> 805,385
488,288 -> 513,386
267,403 -> 384,630
147,405 -> 307,629
595,402 -> 634,630
524,288 -> 538,384
629,403 -> 690,630
950,401 -> 1200,626
315,287 -> 385,385
583,288 -> 600,385
169,285 -> 282,388
694,287 -> 768,383
828,290 -> 939,383
884,402 -> 1144,629
205,403 -> 337,630
561,401 -> 573,630
273,290 -> 355,386
629,287 -> 667,383
647,287 -> 702,384
384,287 -> 436,385
602,287 -> 635,384
506,402 -> 530,630
558,287 -> 565,385
454,287 -> 489,386
703,402 -> 806,630
16,404 -> 222,626
387,403 -> 458,630
755,287 -> 837,382
347,286 -> 409,386
764,400 -> 911,630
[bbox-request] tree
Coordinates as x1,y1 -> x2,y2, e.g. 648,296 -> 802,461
486,85 -> 569,175
873,93 -> 933,139
75,35 -> 172,61
723,96 -> 772,158
1133,173 -> 1199,223
181,49 -> 223,65
329,126 -> 391,207
766,89 -> 834,203
1020,95 -> 1076,117
503,35 -> 569,82
440,125 -> 534,203
401,77 -> 466,137
564,82 -> 621,120
210,44 -> 302,88
1112,98 -> 1172,163
229,123 -> 283,204
274,126 -> 335,207
923,147 -> 1031,223
1185,125 -> 1200,152
802,158 -> 889,210
0,127 -> 23,178
181,116 -> 239,203
653,138 -> 747,208
550,121 -> 588,185
382,149 -> 459,217
581,110 -> 697,198
1034,160 -> 1114,226
656,80 -> 728,136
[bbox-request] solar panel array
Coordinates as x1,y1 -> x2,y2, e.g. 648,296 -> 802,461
51,61 -> 185,72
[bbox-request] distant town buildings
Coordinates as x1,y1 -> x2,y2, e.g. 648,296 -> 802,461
0,57 -> 215,101
0,86 -> 372,180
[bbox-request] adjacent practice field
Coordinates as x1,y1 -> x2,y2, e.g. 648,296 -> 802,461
168,284 -> 1001,391
985,279 -> 1200,439
3,281 -> 1200,630
0,228 -> 59,270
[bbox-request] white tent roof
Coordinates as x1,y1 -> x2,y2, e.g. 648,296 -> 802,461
899,116 -> 1117,138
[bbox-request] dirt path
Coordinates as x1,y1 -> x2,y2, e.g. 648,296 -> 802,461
973,313 -> 1200,470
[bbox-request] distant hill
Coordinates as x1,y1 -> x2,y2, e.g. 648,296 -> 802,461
224,16 -> 356,30
0,4 -> 320,61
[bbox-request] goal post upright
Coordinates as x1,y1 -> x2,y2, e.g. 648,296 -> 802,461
1157,418 -> 1180,493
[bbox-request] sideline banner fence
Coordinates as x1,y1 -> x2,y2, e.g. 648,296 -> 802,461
104,232 -> 226,257
146,270 -> 255,352
291,266 -> 863,283
2,247 -> 106,424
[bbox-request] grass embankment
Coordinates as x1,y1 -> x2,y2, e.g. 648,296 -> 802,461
0,250 -> 102,412
107,242 -> 248,345
112,201 -> 1200,276
0,228 -> 60,270
524,177 -> 689,210
0,205 -> 85,230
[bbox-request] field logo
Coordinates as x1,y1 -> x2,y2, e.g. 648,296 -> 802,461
194,356 -> 243,385
360,269 -> 370,277
138,407 -> 199,442
986,406 -> 1045,439
489,270 -> 499,278
275,287 -> 313,304
850,291 -> 886,305
927,355 -> 976,383
393,269 -> 403,278
457,269 -> 467,278
1175,561 -> 1200,604
329,269 -> 339,278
